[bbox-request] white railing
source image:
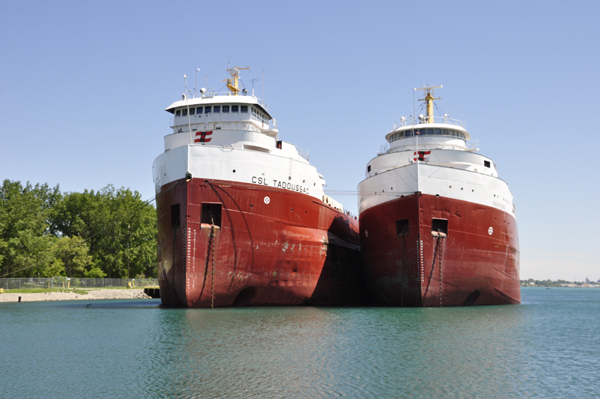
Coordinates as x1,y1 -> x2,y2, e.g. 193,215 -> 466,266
295,146 -> 309,161
377,143 -> 389,155
395,115 -> 464,128
186,91 -> 267,109
468,140 -> 480,151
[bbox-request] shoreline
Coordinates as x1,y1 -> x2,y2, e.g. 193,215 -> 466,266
0,288 -> 153,303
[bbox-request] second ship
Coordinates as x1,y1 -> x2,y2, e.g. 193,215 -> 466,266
153,66 -> 364,307
358,85 -> 520,307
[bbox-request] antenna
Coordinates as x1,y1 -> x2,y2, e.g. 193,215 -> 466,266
224,65 -> 250,96
184,74 -> 193,143
415,84 -> 442,123
414,84 -> 443,92
251,78 -> 258,97
194,68 -> 200,97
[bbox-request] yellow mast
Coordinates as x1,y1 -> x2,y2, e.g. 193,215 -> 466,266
224,66 -> 250,96
415,85 -> 442,123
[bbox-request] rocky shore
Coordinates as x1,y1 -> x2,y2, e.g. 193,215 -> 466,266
0,289 -> 152,303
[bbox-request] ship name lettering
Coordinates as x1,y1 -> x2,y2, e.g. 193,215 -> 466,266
251,176 -> 269,186
271,179 -> 309,194
492,201 -> 505,210
250,176 -> 309,193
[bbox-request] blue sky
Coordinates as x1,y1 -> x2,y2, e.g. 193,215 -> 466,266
1,0 -> 598,281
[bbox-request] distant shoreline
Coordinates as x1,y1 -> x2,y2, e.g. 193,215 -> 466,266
0,288 -> 153,303
521,280 -> 600,288
522,285 -> 600,289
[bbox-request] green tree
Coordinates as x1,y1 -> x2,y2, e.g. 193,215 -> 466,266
50,185 -> 157,278
1,181 -> 157,278
0,180 -> 61,277
51,236 -> 94,277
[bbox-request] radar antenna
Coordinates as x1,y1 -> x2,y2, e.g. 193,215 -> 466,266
223,66 -> 250,96
414,84 -> 442,124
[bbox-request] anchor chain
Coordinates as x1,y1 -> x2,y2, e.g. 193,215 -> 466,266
438,231 -> 443,307
211,217 -> 215,308
424,230 -> 446,307
423,235 -> 440,302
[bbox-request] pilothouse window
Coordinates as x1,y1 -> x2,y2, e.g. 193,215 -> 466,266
241,105 -> 248,113
213,106 -> 220,113
232,105 -> 239,113
205,106 -> 212,114
222,105 -> 229,113
175,110 -> 181,117
391,128 -> 466,141
189,108 -> 195,115
196,107 -> 203,114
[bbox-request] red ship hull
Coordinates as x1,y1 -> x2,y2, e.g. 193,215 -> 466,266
156,178 -> 366,307
360,193 -> 520,306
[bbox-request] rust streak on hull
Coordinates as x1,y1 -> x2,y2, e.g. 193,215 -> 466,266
360,193 -> 520,307
157,178 -> 367,307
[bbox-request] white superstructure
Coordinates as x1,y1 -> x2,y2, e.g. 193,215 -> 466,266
358,85 -> 516,220
153,67 -> 343,210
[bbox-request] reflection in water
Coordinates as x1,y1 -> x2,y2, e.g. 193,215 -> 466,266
145,307 -> 346,397
143,306 -> 532,398
2,289 -> 600,398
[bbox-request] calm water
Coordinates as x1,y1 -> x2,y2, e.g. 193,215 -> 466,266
1,288 -> 599,398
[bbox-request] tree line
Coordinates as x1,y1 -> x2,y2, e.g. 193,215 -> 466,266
0,180 -> 157,279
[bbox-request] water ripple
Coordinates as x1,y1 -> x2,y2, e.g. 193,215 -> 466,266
1,289 -> 600,398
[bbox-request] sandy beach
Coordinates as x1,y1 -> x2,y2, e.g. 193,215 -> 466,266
0,289 -> 153,303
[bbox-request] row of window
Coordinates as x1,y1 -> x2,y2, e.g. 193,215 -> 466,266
175,105 -> 249,117
390,128 -> 467,142
251,107 -> 268,123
